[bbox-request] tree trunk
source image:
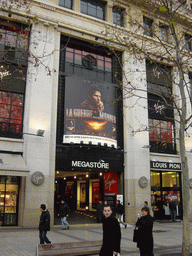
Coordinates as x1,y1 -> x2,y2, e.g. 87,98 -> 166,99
178,69 -> 190,256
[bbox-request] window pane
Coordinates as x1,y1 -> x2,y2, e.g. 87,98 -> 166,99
81,1 -> 88,13
81,0 -> 104,20
65,0 -> 72,8
144,17 -> 152,36
59,0 -> 65,6
160,26 -> 168,42
113,7 -> 123,26
74,54 -> 81,64
59,0 -> 72,8
0,91 -> 23,136
162,172 -> 179,187
0,92 -> 11,104
97,9 -> 103,19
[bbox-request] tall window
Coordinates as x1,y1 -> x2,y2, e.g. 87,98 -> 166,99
147,62 -> 176,154
113,6 -> 124,27
143,17 -> 153,37
59,0 -> 72,9
81,0 -> 105,20
160,25 -> 169,43
0,20 -> 29,138
185,33 -> 192,51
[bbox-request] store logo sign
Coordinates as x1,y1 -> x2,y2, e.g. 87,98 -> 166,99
150,161 -> 181,170
72,160 -> 109,169
154,100 -> 166,114
0,69 -> 11,81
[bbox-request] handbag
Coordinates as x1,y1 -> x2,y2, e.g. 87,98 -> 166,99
133,226 -> 139,243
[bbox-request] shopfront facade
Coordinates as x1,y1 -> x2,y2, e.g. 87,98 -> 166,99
150,160 -> 182,220
55,35 -> 124,218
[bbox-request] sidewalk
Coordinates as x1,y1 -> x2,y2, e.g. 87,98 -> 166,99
0,221 -> 192,256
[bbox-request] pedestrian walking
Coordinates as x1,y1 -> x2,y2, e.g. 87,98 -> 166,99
135,206 -> 154,256
96,200 -> 103,223
58,199 -> 70,230
39,204 -> 51,244
116,200 -> 127,228
144,201 -> 151,215
100,204 -> 121,256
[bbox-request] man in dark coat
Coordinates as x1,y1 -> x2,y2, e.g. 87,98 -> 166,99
96,200 -> 103,223
58,199 -> 69,230
100,205 -> 121,256
39,204 -> 51,244
136,206 -> 154,256
169,198 -> 177,221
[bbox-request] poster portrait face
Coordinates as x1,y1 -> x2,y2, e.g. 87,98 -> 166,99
63,76 -> 117,147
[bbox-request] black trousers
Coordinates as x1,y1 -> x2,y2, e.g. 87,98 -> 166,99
39,230 -> 51,244
99,245 -> 114,256
139,248 -> 154,256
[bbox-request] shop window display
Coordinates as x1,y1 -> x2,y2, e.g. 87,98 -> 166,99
0,176 -> 19,226
151,171 -> 181,220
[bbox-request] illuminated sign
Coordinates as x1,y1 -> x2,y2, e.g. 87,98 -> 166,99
72,160 -> 109,169
63,76 -> 117,147
150,161 -> 181,170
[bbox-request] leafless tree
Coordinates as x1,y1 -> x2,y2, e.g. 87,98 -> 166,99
101,0 -> 192,255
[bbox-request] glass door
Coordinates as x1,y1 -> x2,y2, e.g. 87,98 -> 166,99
151,171 -> 182,220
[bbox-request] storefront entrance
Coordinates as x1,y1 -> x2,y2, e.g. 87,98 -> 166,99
54,170 -> 121,224
151,171 -> 182,220
0,176 -> 19,226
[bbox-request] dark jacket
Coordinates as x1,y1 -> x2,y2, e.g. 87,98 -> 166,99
116,203 -> 124,215
96,202 -> 103,221
169,200 -> 177,211
39,210 -> 50,231
60,202 -> 69,217
100,215 -> 121,256
136,214 -> 153,254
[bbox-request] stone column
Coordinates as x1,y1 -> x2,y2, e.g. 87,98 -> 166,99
20,22 -> 60,228
123,51 -> 151,224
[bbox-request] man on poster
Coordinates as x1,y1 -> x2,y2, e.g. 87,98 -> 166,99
81,85 -> 104,115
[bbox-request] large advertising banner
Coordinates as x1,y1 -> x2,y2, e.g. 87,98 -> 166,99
63,76 -> 117,147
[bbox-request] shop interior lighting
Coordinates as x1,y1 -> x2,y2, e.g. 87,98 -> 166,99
74,176 -> 76,179
86,174 -> 89,178
99,172 -> 102,176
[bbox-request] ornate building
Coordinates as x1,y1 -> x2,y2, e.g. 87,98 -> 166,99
0,0 -> 192,227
